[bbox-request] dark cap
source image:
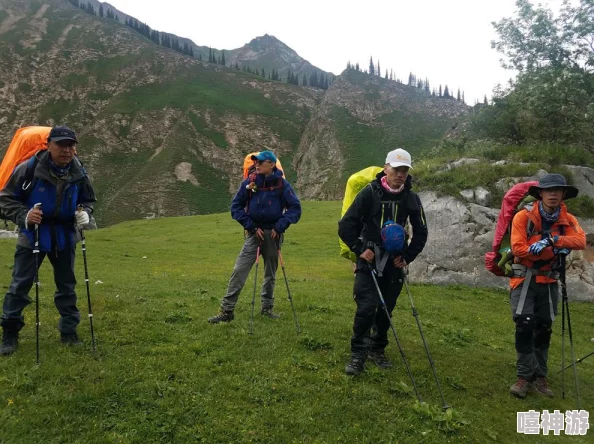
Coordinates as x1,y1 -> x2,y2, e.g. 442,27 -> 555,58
528,173 -> 578,200
48,125 -> 77,143
250,150 -> 277,163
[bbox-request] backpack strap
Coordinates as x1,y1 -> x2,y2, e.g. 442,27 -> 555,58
20,156 -> 39,201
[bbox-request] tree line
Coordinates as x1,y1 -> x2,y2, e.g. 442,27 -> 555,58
346,58 -> 466,103
69,0 -> 331,90
473,0 -> 594,147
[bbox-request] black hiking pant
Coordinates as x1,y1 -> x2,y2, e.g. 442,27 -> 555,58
1,244 -> 80,334
351,263 -> 403,357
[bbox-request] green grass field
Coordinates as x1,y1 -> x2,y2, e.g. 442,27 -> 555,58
0,201 -> 592,443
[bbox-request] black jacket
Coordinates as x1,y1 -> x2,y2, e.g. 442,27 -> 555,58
338,173 -> 428,265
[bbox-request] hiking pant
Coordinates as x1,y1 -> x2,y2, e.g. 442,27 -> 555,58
220,230 -> 279,312
510,279 -> 559,379
1,244 -> 80,334
350,264 -> 403,357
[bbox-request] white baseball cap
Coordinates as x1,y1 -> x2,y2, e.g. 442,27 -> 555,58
385,148 -> 412,169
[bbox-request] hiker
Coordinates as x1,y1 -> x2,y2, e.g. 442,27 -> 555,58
0,126 -> 96,355
208,150 -> 301,323
338,148 -> 428,375
508,174 -> 586,398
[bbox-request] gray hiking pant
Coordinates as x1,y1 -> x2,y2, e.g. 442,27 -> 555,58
510,279 -> 559,379
1,244 -> 80,334
220,230 -> 280,312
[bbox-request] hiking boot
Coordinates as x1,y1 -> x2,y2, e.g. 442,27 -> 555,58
345,355 -> 366,376
368,350 -> 393,369
208,310 -> 234,324
261,308 -> 280,319
61,332 -> 82,346
0,330 -> 19,356
533,376 -> 554,398
510,377 -> 531,398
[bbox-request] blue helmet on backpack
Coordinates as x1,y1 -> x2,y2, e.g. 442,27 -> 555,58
381,221 -> 406,254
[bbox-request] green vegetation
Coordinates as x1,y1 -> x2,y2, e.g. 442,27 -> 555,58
188,111 -> 228,148
38,96 -> 81,124
0,201 -> 592,442
474,0 -> 594,146
331,103 -> 456,176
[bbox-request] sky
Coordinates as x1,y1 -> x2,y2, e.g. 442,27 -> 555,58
104,0 -> 566,105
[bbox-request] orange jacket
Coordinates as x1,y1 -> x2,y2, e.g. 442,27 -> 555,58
510,202 -> 586,289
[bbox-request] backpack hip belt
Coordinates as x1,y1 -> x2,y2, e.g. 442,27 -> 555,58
511,264 -> 560,280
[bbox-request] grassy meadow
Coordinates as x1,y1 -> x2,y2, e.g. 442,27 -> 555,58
0,201 -> 592,443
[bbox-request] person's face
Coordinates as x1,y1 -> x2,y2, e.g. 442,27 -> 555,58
383,165 -> 409,189
540,187 -> 565,209
48,140 -> 76,168
255,159 -> 274,176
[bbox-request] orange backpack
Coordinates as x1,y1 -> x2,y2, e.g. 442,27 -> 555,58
0,126 -> 51,190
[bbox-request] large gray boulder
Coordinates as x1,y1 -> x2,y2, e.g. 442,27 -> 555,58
409,191 -> 594,301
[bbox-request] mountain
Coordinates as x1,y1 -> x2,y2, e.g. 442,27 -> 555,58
294,69 -> 470,199
226,34 -> 333,83
75,1 -> 332,83
0,0 -> 470,226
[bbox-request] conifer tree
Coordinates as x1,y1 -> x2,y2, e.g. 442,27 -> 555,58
302,73 -> 307,86
456,88 -> 461,101
438,85 -> 442,97
355,62 -> 360,71
99,4 -> 104,17
221,50 -> 226,66
309,71 -> 318,88
189,46 -> 194,57
385,69 -> 388,79
483,95 -> 488,105
369,57 -> 375,76
377,60 -> 380,76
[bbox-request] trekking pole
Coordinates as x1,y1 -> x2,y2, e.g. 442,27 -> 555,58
558,350 -> 594,374
277,239 -> 300,334
77,206 -> 95,351
367,264 -> 422,402
402,268 -> 449,409
561,274 -> 566,399
33,203 -> 42,364
560,256 -> 581,409
248,243 -> 261,335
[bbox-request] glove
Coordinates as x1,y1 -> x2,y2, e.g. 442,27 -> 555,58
76,209 -> 90,228
528,235 -> 558,255
553,247 -> 571,256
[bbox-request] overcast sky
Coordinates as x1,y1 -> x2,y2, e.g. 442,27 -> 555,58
105,0 -> 565,104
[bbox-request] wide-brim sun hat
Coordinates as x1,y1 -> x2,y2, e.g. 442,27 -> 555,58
527,173 -> 578,200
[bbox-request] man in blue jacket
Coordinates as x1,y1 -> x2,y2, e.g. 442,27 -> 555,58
208,150 -> 301,323
0,126 -> 96,355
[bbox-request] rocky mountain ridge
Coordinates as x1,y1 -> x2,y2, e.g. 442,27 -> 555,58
0,0 -> 470,226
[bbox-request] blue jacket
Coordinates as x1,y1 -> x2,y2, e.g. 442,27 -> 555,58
0,151 -> 96,252
231,168 -> 301,233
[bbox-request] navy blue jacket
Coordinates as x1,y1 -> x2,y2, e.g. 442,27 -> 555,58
231,168 -> 301,233
0,151 -> 96,252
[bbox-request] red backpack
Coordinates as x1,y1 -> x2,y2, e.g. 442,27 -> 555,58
485,181 -> 538,276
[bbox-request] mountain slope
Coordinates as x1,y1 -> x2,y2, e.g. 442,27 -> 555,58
0,0 -> 321,225
294,69 -> 470,199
